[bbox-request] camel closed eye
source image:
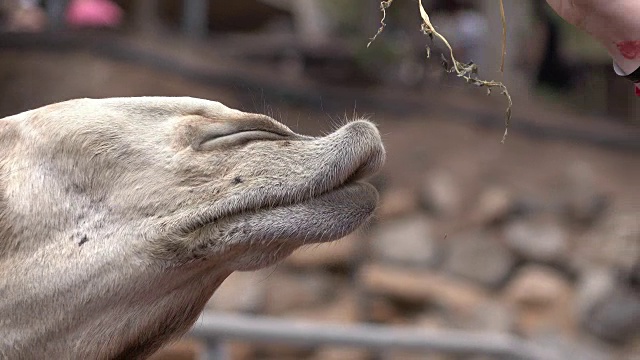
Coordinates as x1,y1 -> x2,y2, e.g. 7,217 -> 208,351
192,121 -> 291,151
197,130 -> 286,151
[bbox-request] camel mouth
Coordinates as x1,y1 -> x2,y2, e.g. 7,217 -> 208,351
225,180 -> 379,271
225,151 -> 380,225
224,121 -> 384,272
220,121 -> 384,260
176,120 -> 385,239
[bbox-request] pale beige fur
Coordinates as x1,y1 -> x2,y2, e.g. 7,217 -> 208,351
0,97 -> 385,359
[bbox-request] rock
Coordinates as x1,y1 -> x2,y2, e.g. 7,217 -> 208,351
419,169 -> 461,217
371,215 -> 438,266
265,271 -> 335,314
470,187 -> 515,225
286,233 -> 359,268
285,285 -> 360,322
504,216 -> 569,263
359,264 -> 490,314
443,231 -> 515,288
464,300 -> 515,332
562,162 -> 608,225
366,295 -> 405,324
418,299 -> 514,333
576,268 -> 640,343
376,187 -> 420,220
503,265 -> 575,336
572,211 -> 640,272
505,265 -> 573,306
414,312 -> 448,329
206,270 -> 268,313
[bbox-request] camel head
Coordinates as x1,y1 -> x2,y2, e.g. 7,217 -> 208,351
0,97 -> 385,358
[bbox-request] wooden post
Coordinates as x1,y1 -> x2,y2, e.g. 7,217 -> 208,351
131,0 -> 161,36
183,0 -> 209,40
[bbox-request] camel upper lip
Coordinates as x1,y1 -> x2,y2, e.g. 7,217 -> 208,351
330,159 -> 375,191
252,135 -> 382,213
236,120 -> 385,212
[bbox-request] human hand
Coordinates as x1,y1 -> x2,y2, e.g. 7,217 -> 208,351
546,0 -> 640,73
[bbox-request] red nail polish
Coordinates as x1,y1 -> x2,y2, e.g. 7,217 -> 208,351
616,41 -> 640,60
636,84 -> 640,97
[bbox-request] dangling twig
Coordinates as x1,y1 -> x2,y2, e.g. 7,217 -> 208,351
367,0 -> 394,48
368,0 -> 513,143
499,0 -> 507,74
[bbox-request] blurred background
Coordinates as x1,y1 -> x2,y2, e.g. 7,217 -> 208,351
1,1 -> 638,359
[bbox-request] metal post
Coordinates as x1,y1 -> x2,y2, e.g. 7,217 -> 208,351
200,339 -> 228,360
190,312 -> 559,360
46,0 -> 69,30
182,0 -> 209,40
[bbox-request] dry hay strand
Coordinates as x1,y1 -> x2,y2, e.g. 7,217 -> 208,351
369,0 -> 512,143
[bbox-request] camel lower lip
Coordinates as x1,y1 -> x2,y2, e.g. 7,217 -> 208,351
301,180 -> 377,206
261,181 -> 377,214
229,181 -> 378,244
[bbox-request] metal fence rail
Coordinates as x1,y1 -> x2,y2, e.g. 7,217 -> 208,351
189,312 -> 560,360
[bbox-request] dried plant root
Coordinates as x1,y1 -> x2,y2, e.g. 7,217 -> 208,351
369,0 -> 513,143
499,0 -> 507,73
367,0 -> 394,48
